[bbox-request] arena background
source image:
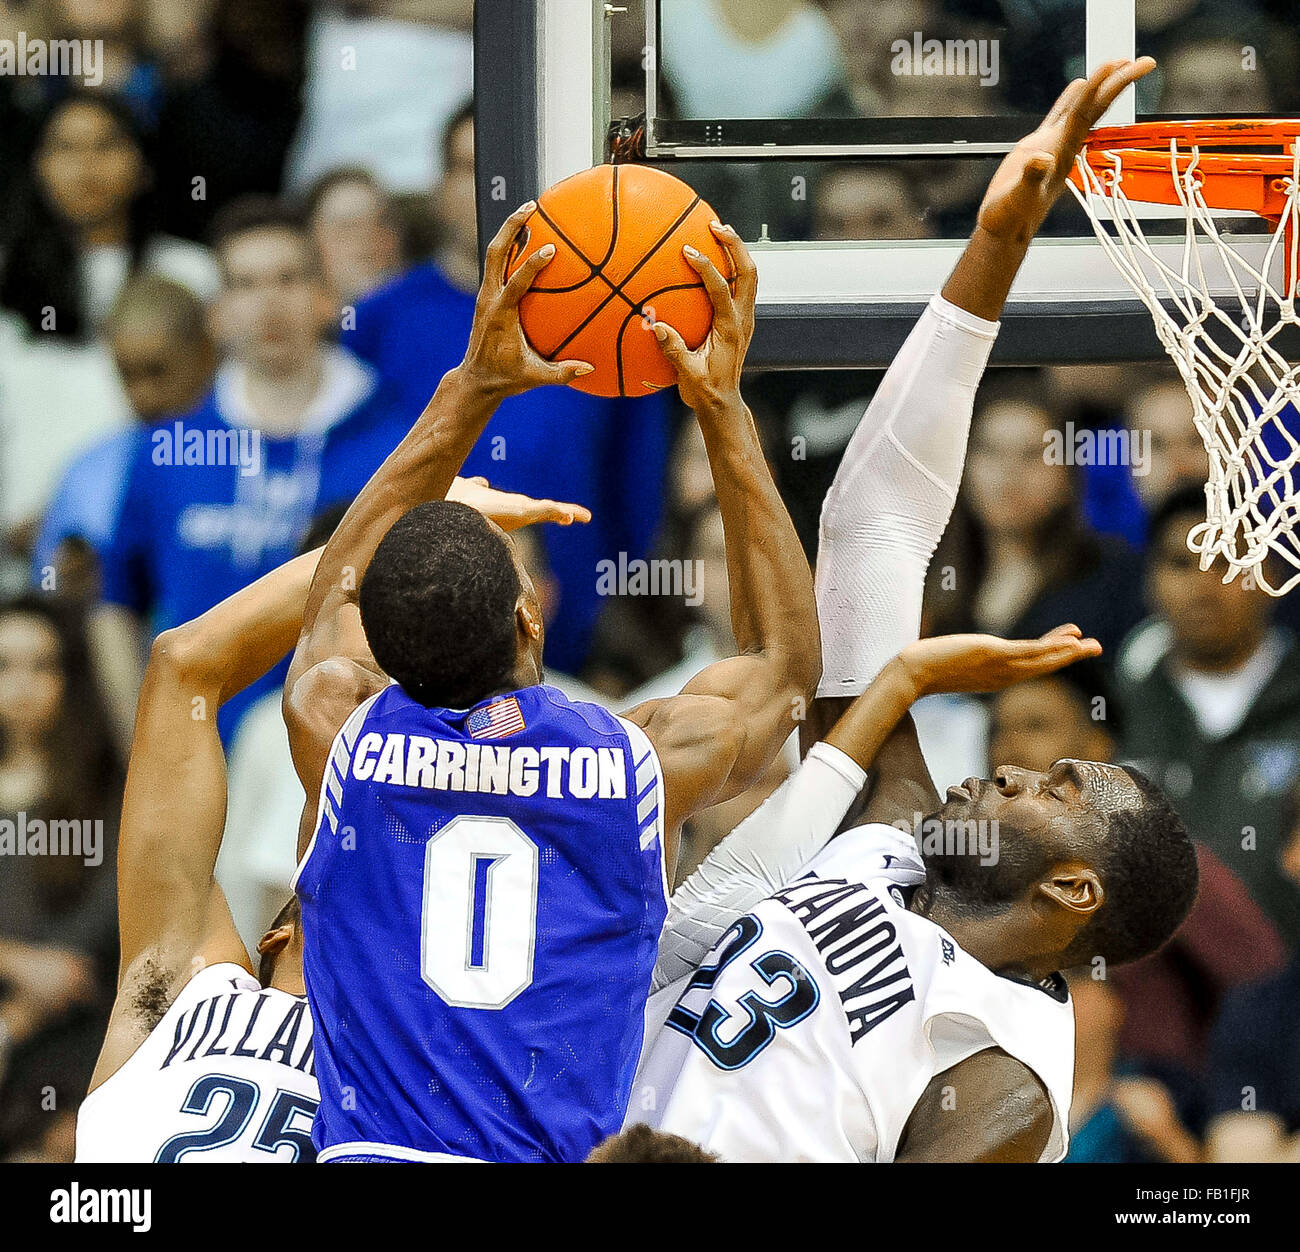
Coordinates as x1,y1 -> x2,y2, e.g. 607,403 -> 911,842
0,0 -> 1297,1165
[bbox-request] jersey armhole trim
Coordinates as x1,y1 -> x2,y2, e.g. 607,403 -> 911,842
292,688 -> 385,892
615,714 -> 670,909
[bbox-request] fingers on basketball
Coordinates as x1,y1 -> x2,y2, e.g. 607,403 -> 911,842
485,201 -> 538,285
506,166 -> 729,397
652,320 -> 690,363
684,246 -> 735,322
710,222 -> 757,327
502,244 -> 557,307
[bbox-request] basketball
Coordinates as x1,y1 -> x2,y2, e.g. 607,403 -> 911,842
505,164 -> 733,398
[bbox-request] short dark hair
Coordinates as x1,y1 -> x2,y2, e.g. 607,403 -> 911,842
259,895 -> 301,987
586,1124 -> 719,1163
1062,766 -> 1198,968
208,195 -> 319,275
359,501 -> 522,709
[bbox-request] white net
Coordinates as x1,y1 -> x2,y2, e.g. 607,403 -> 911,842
1069,137 -> 1300,594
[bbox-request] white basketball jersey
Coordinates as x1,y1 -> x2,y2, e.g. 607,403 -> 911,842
633,824 -> 1075,1162
76,963 -> 319,1162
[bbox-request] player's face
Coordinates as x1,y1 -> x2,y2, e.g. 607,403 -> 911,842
491,522 -> 545,673
926,759 -> 1139,901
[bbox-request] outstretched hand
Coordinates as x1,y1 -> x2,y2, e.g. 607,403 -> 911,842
977,57 -> 1156,246
651,222 -> 755,412
447,476 -> 592,531
459,202 -> 595,399
898,624 -> 1103,698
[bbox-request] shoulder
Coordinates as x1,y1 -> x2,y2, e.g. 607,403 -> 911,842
284,658 -> 387,747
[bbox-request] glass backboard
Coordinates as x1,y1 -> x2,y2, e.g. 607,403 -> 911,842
475,0 -> 1299,367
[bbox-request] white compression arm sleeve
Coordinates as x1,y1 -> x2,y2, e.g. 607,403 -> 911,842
652,742 -> 866,991
650,296 -> 997,990
816,294 -> 999,697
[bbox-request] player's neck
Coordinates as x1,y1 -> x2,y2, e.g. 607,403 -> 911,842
912,887 -> 1060,983
268,963 -> 306,997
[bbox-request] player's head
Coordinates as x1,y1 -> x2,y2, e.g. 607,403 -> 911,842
586,1124 -> 719,1163
208,196 -> 335,376
1146,485 -> 1274,668
359,501 -> 544,709
924,761 -> 1197,970
257,895 -> 303,988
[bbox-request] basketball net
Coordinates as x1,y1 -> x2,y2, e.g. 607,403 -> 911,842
1069,123 -> 1300,594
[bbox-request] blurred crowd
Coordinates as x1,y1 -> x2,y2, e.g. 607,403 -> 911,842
0,0 -> 1297,1164
639,0 -> 1300,242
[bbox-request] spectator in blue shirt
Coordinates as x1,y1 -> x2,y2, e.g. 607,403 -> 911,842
95,197 -> 414,740
343,103 -> 673,675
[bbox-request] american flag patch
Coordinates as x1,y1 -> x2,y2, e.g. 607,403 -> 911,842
467,696 -> 526,740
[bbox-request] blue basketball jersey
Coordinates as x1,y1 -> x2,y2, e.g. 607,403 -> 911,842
294,682 -> 669,1163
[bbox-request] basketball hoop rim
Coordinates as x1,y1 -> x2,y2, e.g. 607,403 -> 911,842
1071,119 -> 1300,220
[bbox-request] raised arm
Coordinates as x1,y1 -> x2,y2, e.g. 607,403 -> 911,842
941,57 -> 1156,320
621,226 -> 821,839
86,547 -> 332,1104
282,203 -> 594,816
805,58 -> 1156,790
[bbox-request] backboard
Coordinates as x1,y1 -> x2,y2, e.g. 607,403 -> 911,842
475,0 -> 1299,367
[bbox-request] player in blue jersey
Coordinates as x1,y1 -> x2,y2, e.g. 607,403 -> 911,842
76,476 -> 584,1161
282,206 -> 822,1162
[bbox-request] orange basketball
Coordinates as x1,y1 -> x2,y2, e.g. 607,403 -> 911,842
506,164 -> 732,398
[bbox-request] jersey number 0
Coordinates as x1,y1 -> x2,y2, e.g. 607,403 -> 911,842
420,815 -> 539,1010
